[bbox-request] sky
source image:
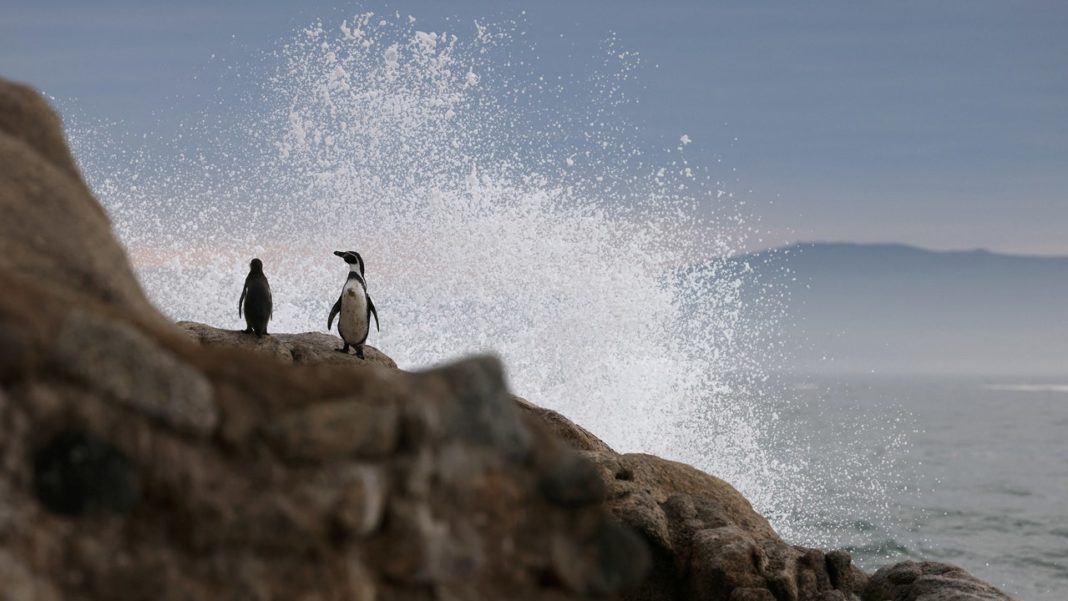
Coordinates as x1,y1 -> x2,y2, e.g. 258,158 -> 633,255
2,0 -> 1066,255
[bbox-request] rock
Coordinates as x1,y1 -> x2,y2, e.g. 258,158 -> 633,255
58,312 -> 218,436
514,396 -> 614,454
178,321 -> 397,368
330,465 -> 389,538
864,561 -> 1014,601
729,589 -> 777,601
551,515 -> 651,596
366,501 -> 480,585
0,548 -> 62,601
826,549 -> 866,595
266,399 -> 400,463
687,526 -> 769,597
522,421 -> 880,601
540,453 -> 608,507
0,80 -> 162,325
33,430 -> 135,516
419,356 -> 532,459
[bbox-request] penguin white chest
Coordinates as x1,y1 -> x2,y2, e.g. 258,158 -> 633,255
338,281 -> 369,343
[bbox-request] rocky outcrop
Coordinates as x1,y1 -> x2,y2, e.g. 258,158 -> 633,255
178,321 -> 398,369
864,562 -> 1014,601
0,76 -> 1015,601
520,403 -> 871,601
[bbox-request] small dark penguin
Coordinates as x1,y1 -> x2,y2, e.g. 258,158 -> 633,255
327,250 -> 379,358
238,258 -> 272,336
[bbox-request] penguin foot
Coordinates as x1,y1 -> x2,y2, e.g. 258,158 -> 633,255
242,328 -> 253,334
335,347 -> 349,353
355,346 -> 365,359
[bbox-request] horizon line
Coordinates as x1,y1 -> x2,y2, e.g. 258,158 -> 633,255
741,240 -> 1068,261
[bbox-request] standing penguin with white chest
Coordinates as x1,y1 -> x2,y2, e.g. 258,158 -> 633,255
238,258 -> 272,337
327,250 -> 379,358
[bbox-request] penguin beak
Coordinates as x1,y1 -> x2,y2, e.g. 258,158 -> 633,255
333,250 -> 346,258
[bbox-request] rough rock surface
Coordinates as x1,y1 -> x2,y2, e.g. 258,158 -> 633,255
178,321 -> 398,369
864,562 -> 1014,601
0,77 -> 1016,601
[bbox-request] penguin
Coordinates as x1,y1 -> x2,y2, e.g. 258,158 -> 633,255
327,250 -> 379,358
238,258 -> 272,337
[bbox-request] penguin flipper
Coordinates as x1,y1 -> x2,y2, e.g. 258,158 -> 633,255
327,295 -> 342,330
239,285 -> 247,318
367,295 -> 380,332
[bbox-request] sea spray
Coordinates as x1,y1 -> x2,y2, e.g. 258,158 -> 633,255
65,12 -> 907,550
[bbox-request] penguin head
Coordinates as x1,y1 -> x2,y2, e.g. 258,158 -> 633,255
249,258 -> 264,273
334,250 -> 365,275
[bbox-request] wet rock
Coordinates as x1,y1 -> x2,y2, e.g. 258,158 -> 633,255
33,430 -> 135,516
864,561 -> 1014,601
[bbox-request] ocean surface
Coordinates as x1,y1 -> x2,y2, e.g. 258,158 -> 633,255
777,374 -> 1068,601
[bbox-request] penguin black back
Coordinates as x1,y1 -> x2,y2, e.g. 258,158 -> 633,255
239,258 -> 272,336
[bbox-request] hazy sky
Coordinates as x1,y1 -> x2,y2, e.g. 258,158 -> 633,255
3,0 -> 1066,255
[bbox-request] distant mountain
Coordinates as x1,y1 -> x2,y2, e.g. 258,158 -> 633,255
734,242 -> 1068,375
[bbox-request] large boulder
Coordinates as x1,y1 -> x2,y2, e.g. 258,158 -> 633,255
516,405 -> 871,601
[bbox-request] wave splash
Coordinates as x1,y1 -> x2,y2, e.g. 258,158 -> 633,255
67,13 -> 903,547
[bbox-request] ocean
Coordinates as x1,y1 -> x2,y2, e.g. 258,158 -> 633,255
779,374 -> 1068,601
